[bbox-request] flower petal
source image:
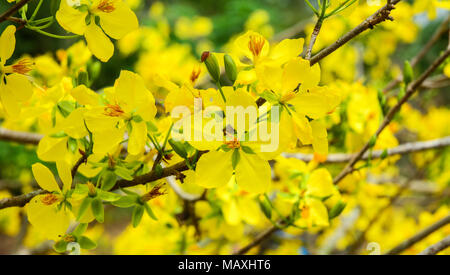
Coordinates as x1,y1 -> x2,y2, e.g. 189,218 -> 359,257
235,153 -> 271,193
85,23 -> 114,62
32,163 -> 61,193
0,25 -> 16,62
195,151 -> 233,188
98,2 -> 139,40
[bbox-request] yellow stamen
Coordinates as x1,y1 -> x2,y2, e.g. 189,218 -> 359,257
248,35 -> 265,58
63,234 -> 76,243
141,183 -> 167,202
104,104 -> 125,117
41,194 -> 59,206
301,206 -> 310,219
97,0 -> 116,13
224,138 -> 241,149
190,67 -> 201,84
4,59 -> 33,75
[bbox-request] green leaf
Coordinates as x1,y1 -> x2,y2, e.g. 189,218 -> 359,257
258,195 -> 272,220
143,202 -> 158,220
241,146 -> 255,154
111,196 -> 137,208
91,198 -> 104,223
76,197 -> 92,221
114,166 -> 134,180
97,189 -> 121,202
403,60 -> 414,85
57,101 -> 75,117
100,170 -> 117,191
68,137 -> 78,153
168,139 -> 188,159
53,240 -> 68,253
132,205 -> 144,228
78,236 -> 97,250
231,149 -> 240,170
328,201 -> 347,220
72,223 -> 88,238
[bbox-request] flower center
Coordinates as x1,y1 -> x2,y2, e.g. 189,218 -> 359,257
248,35 -> 265,58
41,194 -> 59,205
141,183 -> 167,202
3,59 -> 33,75
301,205 -> 310,219
190,67 -> 201,84
224,139 -> 241,149
97,0 -> 115,13
104,104 -> 125,117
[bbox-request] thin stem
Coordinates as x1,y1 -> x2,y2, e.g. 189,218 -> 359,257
26,26 -> 80,39
29,0 -> 43,21
0,0 -> 34,24
305,18 -> 323,60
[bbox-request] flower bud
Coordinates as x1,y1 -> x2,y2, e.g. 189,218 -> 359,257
403,61 -> 413,85
201,51 -> 220,82
77,70 -> 89,87
224,54 -> 237,83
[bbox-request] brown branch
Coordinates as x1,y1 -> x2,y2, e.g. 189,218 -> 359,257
385,214 -> 450,255
0,150 -> 208,210
333,47 -> 450,185
418,236 -> 450,255
309,0 -> 399,66
283,136 -> 450,163
0,0 -> 34,24
305,18 -> 323,60
233,226 -> 279,255
0,128 -> 42,145
383,15 -> 450,93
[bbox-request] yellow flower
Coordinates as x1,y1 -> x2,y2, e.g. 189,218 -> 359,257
232,31 -> 304,85
0,25 -> 33,117
56,0 -> 139,61
295,168 -> 336,228
259,57 -> 340,155
26,162 -> 73,240
84,70 -> 157,155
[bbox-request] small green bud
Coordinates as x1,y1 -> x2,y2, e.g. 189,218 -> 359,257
368,135 -> 377,148
201,51 -> 220,82
380,149 -> 388,160
224,54 -> 237,83
91,198 -> 104,223
398,84 -> 406,100
77,70 -> 89,87
258,195 -> 272,220
328,201 -> 346,220
87,60 -> 101,80
231,149 -> 240,170
403,61 -> 413,85
168,139 -> 188,159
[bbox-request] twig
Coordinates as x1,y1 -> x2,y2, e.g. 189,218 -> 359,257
0,151 -> 208,210
383,15 -> 450,93
346,174 -> 418,254
385,214 -> 450,255
283,136 -> 450,163
309,0 -> 399,66
418,236 -> 450,255
305,18 -> 323,60
233,226 -> 279,255
0,128 -> 42,145
0,0 -> 34,24
333,48 -> 450,185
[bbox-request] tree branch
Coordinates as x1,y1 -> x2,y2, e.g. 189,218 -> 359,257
309,0 -> 399,66
233,226 -> 279,255
0,128 -> 42,145
385,214 -> 450,255
333,47 -> 450,185
283,136 -> 450,163
0,0 -> 34,24
418,236 -> 450,255
383,15 -> 450,93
